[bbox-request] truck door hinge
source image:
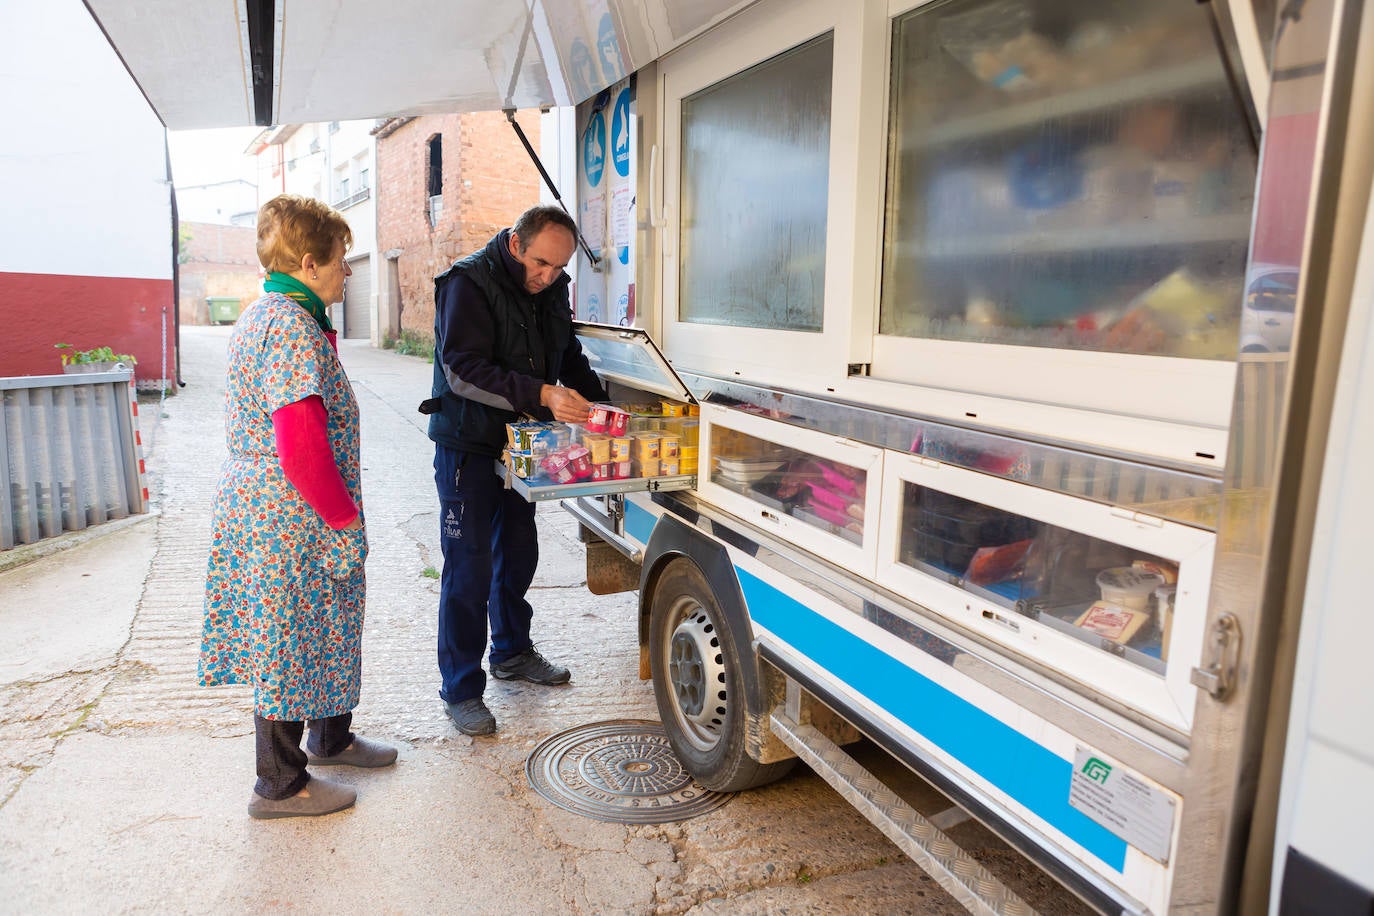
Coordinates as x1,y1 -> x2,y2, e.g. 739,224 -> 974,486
1191,613 -> 1241,699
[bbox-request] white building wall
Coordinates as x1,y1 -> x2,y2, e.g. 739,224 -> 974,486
254,120 -> 378,340
0,0 -> 170,280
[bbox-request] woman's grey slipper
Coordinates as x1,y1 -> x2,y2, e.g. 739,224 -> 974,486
248,777 -> 356,820
306,735 -> 398,768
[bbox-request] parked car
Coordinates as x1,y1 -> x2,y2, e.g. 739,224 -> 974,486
1240,264 -> 1298,353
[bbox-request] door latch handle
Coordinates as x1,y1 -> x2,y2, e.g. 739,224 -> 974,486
1191,613 -> 1241,699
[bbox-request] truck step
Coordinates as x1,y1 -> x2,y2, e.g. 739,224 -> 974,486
770,711 -> 1038,916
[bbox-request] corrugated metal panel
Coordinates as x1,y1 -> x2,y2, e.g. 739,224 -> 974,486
0,371 -> 147,549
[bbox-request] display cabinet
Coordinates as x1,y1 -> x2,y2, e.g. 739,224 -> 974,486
877,450 -> 1214,732
699,403 -> 884,577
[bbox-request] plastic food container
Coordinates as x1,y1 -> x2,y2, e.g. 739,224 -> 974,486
610,437 -> 631,461
634,457 -> 660,478
566,446 -> 593,479
660,458 -> 680,476
539,453 -> 575,484
1096,566 -> 1166,610
606,406 -> 631,437
583,435 -> 611,464
509,451 -> 536,478
612,460 -> 632,479
817,462 -> 860,495
659,435 -> 680,459
632,435 -> 660,461
586,404 -> 613,434
591,462 -> 614,481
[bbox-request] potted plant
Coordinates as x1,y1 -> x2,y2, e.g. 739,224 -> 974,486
54,343 -> 137,374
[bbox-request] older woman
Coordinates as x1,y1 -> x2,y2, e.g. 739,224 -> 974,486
200,194 -> 395,820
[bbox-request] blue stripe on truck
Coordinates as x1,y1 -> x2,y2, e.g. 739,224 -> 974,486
625,499 -> 656,545
737,566 -> 1129,871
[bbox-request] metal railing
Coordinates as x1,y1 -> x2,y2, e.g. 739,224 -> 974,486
0,370 -> 148,549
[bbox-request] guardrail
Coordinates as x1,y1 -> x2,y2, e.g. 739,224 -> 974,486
0,370 -> 148,549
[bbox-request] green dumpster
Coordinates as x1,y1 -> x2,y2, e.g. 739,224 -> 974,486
207,297 -> 242,325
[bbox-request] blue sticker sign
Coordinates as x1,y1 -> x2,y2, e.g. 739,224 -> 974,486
597,14 -> 624,82
583,110 -> 606,188
569,39 -> 596,101
611,88 -> 631,179
586,293 -> 602,323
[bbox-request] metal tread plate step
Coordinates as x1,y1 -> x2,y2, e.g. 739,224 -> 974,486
769,710 -> 1038,916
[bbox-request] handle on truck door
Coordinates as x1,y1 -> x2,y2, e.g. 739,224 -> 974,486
1191,613 -> 1242,699
649,143 -> 674,259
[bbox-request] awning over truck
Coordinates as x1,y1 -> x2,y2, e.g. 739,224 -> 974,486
84,0 -> 756,129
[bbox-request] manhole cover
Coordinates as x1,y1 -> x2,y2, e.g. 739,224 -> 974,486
526,719 -> 733,823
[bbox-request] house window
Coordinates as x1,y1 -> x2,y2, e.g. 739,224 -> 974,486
427,135 -> 443,228
359,167 -> 370,190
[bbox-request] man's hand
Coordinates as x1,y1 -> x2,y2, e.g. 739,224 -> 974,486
541,384 -> 595,424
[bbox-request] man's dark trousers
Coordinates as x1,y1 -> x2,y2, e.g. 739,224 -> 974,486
434,443 -> 539,703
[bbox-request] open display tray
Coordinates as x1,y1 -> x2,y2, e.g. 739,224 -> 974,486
498,461 -> 696,502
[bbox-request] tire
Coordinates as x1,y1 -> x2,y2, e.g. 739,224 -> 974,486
648,558 -> 794,792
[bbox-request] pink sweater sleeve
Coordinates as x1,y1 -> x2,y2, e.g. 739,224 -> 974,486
271,395 -> 359,529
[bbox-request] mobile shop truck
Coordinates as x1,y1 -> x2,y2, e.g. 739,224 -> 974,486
86,0 -> 1373,912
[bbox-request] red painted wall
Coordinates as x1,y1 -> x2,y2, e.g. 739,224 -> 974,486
0,271 -> 175,382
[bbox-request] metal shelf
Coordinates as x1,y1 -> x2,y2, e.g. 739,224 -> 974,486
498,461 -> 696,503
914,59 -> 1224,149
914,212 -> 1251,259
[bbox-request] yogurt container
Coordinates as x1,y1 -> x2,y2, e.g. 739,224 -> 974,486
612,460 -> 632,479
610,437 -> 632,462
591,462 -> 614,481
1096,566 -> 1166,610
508,450 -> 536,478
539,453 -> 575,484
606,406 -> 631,437
566,446 -> 593,479
586,404 -> 613,434
660,457 -> 680,476
583,435 -> 611,464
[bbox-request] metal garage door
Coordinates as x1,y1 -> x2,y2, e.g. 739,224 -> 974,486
343,255 -> 372,339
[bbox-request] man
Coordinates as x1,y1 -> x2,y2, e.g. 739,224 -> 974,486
426,205 -> 607,736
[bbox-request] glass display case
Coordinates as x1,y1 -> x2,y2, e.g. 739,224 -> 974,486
878,450 -> 1214,731
700,404 -> 883,576
880,0 -> 1256,360
501,323 -> 699,502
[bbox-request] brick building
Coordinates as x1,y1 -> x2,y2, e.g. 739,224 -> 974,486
177,221 -> 261,326
372,110 -> 544,346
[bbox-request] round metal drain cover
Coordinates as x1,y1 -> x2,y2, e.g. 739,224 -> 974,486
526,719 -> 732,823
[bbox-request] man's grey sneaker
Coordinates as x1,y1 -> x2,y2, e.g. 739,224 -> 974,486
248,776 -> 356,820
445,698 -> 496,736
491,647 -> 571,686
306,735 -> 398,768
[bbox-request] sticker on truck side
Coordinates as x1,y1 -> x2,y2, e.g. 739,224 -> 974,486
1070,747 -> 1177,864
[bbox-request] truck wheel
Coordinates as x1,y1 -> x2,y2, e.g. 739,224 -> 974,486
649,559 -> 794,792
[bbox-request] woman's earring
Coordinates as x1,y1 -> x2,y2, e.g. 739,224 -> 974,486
312,272 -> 318,280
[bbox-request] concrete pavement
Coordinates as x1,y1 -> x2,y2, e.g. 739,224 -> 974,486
0,326 -> 1082,915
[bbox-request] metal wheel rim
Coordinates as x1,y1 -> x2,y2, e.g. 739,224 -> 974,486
662,595 -> 729,753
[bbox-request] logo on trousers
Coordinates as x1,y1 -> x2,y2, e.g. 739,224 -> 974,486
444,507 -> 462,540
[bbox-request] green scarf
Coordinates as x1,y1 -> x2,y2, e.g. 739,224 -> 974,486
263,272 -> 334,333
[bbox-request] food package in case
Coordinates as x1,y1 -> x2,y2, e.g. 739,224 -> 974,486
1074,600 -> 1151,645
